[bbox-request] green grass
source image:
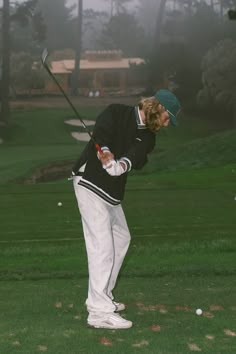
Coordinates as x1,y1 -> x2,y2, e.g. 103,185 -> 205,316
0,104 -> 236,353
0,277 -> 235,353
1,107 -> 236,184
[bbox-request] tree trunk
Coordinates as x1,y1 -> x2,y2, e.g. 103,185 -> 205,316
219,0 -> 224,22
233,97 -> 236,128
1,0 -> 11,126
71,0 -> 83,96
148,0 -> 167,88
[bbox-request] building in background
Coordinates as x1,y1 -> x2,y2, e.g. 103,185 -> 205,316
45,50 -> 146,96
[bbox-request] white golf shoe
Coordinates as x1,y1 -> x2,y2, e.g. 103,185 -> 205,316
87,312 -> 132,329
113,301 -> 126,312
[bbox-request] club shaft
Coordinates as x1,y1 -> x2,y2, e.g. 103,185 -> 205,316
43,61 -> 103,154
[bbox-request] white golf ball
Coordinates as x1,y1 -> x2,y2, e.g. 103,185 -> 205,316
196,308 -> 203,316
57,202 -> 62,207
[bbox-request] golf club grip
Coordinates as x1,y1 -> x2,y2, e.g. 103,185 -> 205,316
95,143 -> 103,155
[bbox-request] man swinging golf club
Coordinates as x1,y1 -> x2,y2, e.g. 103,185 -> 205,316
72,89 -> 181,329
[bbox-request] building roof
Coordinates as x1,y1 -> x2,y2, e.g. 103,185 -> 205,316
51,57 -> 145,74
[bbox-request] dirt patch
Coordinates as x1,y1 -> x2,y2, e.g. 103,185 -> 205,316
14,160 -> 76,184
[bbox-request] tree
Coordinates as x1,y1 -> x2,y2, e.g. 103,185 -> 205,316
1,0 -> 10,126
10,3 -> 46,54
103,0 -> 132,17
82,9 -> 108,50
136,0 -> 162,36
148,0 -> 167,88
100,12 -> 147,56
0,0 -> 45,126
71,0 -> 83,96
197,39 -> 236,126
36,0 -> 75,51
10,52 -> 45,95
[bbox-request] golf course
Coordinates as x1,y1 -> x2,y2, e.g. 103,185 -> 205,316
0,98 -> 235,353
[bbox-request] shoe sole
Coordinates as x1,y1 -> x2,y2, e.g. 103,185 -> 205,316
88,322 -> 132,329
115,305 -> 126,312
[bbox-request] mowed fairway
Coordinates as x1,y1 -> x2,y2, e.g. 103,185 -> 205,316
0,103 -> 236,353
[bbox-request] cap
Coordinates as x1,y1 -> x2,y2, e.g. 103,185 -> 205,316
154,89 -> 181,126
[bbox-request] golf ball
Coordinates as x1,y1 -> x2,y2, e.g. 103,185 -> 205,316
57,202 -> 62,207
196,308 -> 203,316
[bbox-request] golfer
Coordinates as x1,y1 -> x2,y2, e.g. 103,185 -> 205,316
72,89 -> 181,329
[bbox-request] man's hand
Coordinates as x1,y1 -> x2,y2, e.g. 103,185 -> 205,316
97,151 -> 114,165
103,159 -> 127,176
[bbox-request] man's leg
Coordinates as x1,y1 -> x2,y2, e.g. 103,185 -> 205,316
73,177 -> 116,313
106,205 -> 131,300
73,179 -> 132,328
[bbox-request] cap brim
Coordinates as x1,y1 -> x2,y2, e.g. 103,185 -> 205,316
167,110 -> 177,126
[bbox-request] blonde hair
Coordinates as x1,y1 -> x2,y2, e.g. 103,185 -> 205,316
138,97 -> 165,133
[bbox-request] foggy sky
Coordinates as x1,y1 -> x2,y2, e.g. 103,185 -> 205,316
0,0 -> 138,12
0,0 -> 108,10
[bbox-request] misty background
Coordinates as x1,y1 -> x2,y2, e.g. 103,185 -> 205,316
0,0 -> 236,127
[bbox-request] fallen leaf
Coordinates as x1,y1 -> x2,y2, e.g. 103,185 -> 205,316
224,329 -> 236,337
156,304 -> 166,309
188,343 -> 202,351
175,306 -> 191,312
63,330 -> 75,338
37,345 -> 47,351
132,340 -> 149,347
151,325 -> 161,332
68,304 -> 74,308
209,305 -> 223,311
149,305 -> 157,311
55,302 -> 62,308
203,312 -> 214,318
159,308 -> 168,314
99,337 -> 113,346
12,341 -> 20,346
73,315 -> 81,320
205,335 -> 214,340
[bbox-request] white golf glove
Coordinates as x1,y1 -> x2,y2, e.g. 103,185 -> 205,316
103,159 -> 127,176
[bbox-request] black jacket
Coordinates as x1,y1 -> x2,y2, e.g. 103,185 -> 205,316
72,104 -> 156,205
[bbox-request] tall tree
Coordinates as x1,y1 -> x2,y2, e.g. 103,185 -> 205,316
136,0 -> 162,35
149,0 -> 167,87
0,0 -> 45,126
1,0 -> 10,126
100,12 -> 147,56
103,0 -> 132,17
198,39 -> 236,127
37,0 -> 75,51
71,0 -> 83,96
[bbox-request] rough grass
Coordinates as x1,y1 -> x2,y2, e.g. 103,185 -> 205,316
0,276 -> 235,354
0,107 -> 236,184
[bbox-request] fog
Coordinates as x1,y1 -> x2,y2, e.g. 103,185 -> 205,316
0,0 -> 235,124
0,0 -> 137,11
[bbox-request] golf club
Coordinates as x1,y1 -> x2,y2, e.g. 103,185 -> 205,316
41,48 -> 103,155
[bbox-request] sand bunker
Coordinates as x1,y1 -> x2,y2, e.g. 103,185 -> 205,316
65,119 -> 95,127
65,119 -> 95,141
71,132 -> 90,141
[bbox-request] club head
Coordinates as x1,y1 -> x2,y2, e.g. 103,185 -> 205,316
41,48 -> 49,65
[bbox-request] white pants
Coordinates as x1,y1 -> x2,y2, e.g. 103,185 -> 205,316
73,176 -> 131,315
